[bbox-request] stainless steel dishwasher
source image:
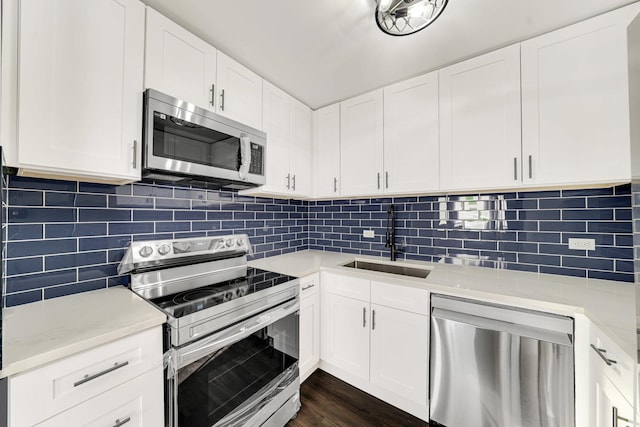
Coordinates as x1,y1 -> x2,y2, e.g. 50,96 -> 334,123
429,295 -> 574,427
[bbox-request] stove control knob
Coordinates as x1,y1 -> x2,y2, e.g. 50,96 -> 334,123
236,238 -> 244,247
139,246 -> 153,258
157,244 -> 171,256
225,239 -> 233,247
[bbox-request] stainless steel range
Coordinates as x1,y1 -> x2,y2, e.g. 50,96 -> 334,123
118,234 -> 300,427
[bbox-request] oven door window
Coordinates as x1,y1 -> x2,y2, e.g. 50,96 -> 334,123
153,111 -> 241,172
176,311 -> 299,427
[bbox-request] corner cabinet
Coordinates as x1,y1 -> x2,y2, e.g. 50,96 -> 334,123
313,103 -> 341,198
320,272 -> 429,421
521,4 -> 640,187
11,0 -> 145,183
438,44 -> 522,191
254,81 -> 311,197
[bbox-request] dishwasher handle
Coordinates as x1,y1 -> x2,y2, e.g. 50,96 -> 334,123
431,307 -> 573,347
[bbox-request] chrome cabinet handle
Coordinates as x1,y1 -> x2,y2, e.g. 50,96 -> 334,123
377,173 -> 380,190
513,157 -> 518,180
385,172 -> 389,189
590,344 -> 617,366
528,155 -> 532,179
372,309 -> 376,330
613,406 -> 631,427
210,84 -> 215,107
73,361 -> 129,387
362,307 -> 367,327
333,177 -> 337,193
220,89 -> 225,111
112,417 -> 131,427
301,282 -> 315,291
286,173 -> 291,189
132,140 -> 137,169
292,174 -> 296,191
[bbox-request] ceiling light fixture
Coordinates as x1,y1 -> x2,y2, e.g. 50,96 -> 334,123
375,0 -> 448,36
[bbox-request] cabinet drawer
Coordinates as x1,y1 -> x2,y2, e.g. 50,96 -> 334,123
589,323 -> 634,402
35,366 -> 164,427
10,326 -> 163,427
300,273 -> 319,297
321,272 -> 370,302
371,281 -> 429,315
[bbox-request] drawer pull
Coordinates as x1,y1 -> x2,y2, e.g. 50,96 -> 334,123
590,344 -> 617,366
73,361 -> 129,387
301,283 -> 315,291
112,417 -> 131,427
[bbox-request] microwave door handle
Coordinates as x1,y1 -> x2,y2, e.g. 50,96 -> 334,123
238,134 -> 251,180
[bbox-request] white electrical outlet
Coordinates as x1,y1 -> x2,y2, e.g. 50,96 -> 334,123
568,238 -> 596,251
363,230 -> 375,238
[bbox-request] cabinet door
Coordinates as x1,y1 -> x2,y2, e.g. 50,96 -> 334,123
313,104 -> 341,198
383,72 -> 439,194
340,89 -> 384,197
521,7 -> 636,186
299,291 -> 320,383
262,81 -> 291,194
17,0 -> 144,182
439,44 -> 522,191
216,51 -> 263,130
290,99 -> 312,197
320,293 -> 370,381
144,7 -> 217,111
370,304 -> 428,406
590,350 -> 634,427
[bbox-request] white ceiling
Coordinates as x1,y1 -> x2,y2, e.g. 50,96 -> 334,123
142,0 -> 639,110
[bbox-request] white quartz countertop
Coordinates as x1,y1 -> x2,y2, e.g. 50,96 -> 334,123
249,250 -> 637,360
0,286 -> 166,378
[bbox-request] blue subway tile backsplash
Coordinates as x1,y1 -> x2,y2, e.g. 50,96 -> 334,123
2,175 -> 634,307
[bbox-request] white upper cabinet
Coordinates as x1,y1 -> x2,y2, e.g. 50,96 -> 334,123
144,7 -> 217,111
257,80 -> 311,197
216,51 -> 263,130
290,98 -> 313,196
521,5 -> 639,187
340,89 -> 384,197
145,8 -> 262,130
383,72 -> 439,194
439,44 -> 522,191
313,104 -> 341,198
15,0 -> 145,183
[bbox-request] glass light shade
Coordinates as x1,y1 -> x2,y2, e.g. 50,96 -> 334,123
375,0 -> 448,36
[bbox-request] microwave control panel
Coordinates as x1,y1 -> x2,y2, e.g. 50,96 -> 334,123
249,144 -> 264,175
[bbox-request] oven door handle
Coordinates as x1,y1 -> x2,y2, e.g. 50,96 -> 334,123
175,298 -> 300,368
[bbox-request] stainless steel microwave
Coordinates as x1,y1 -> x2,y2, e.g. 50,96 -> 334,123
142,89 -> 266,189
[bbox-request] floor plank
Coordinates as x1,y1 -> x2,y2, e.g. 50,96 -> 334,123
287,370 -> 429,427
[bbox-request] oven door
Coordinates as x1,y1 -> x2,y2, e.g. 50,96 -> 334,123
167,297 -> 300,427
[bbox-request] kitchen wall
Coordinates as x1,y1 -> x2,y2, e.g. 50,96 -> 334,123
4,176 -> 308,306
3,176 -> 634,307
309,185 -> 633,282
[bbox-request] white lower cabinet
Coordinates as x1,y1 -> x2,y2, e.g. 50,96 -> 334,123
319,272 -> 429,421
299,273 -> 320,382
35,367 -> 164,427
8,326 -> 164,427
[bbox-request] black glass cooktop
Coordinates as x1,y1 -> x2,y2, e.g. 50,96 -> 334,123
152,268 -> 296,318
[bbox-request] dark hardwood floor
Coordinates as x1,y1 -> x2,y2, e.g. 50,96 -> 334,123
287,370 -> 429,427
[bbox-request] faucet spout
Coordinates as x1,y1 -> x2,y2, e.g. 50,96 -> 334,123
386,204 -> 401,261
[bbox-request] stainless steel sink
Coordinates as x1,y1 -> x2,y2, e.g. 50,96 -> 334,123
342,260 -> 431,278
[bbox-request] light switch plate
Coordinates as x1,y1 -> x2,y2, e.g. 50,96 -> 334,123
568,238 -> 595,250
363,230 -> 375,238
